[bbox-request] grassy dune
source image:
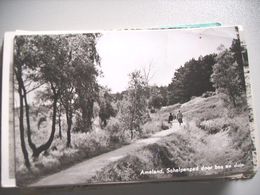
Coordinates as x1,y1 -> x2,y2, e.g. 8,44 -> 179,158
15,93 -> 254,185
88,93 -> 254,183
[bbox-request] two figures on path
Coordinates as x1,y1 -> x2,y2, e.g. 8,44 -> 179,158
168,110 -> 183,126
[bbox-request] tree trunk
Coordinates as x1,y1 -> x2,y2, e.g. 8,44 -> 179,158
58,103 -> 62,139
32,93 -> 58,158
66,109 -> 72,147
21,79 -> 59,159
22,84 -> 37,153
103,119 -> 107,127
81,101 -> 93,132
130,130 -> 134,140
66,122 -> 71,147
18,81 -> 31,169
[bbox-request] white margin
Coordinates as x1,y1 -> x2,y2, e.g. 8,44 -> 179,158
1,32 -> 16,187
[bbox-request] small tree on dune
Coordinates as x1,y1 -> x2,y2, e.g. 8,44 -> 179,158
119,71 -> 150,139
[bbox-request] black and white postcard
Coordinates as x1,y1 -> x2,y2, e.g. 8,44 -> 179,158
1,26 -> 257,187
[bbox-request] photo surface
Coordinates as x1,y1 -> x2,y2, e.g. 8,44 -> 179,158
13,27 -> 255,186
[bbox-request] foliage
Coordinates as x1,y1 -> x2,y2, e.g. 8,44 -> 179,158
211,47 -> 245,107
98,87 -> 116,128
229,38 -> 247,91
118,71 -> 150,139
89,94 -> 254,183
181,93 -> 253,166
105,117 -> 130,144
14,33 -> 101,164
167,54 -> 216,105
148,86 -> 165,110
89,134 -> 197,183
14,32 -> 252,185
16,128 -> 114,186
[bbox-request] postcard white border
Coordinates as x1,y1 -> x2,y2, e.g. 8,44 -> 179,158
1,32 -> 16,187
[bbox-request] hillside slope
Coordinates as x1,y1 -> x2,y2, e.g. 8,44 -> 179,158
88,93 -> 254,183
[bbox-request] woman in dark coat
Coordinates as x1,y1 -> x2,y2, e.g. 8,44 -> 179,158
168,113 -> 174,124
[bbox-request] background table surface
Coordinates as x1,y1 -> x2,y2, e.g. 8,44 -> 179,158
0,0 -> 260,194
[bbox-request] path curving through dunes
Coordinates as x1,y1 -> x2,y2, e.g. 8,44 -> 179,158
30,123 -> 180,187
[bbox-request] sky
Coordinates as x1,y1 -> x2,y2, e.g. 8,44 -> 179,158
96,27 -> 237,93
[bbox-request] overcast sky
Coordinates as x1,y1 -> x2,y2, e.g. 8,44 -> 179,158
96,27 -> 237,93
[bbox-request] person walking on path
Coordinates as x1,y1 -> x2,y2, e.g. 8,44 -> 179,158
168,113 -> 174,125
177,110 -> 183,126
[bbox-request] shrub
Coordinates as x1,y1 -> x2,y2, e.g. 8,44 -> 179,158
72,129 -> 110,152
141,121 -> 161,138
105,117 -> 130,144
199,118 -> 231,134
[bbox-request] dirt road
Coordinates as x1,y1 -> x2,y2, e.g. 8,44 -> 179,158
31,123 -> 180,187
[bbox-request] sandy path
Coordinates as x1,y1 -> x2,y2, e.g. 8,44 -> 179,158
30,123 -> 180,187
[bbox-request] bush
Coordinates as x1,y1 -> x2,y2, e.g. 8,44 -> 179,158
199,118 -> 231,134
105,117 -> 130,144
141,121 -> 161,138
72,129 -> 110,153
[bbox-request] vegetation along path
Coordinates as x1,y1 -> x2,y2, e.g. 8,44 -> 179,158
31,123 -> 180,186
